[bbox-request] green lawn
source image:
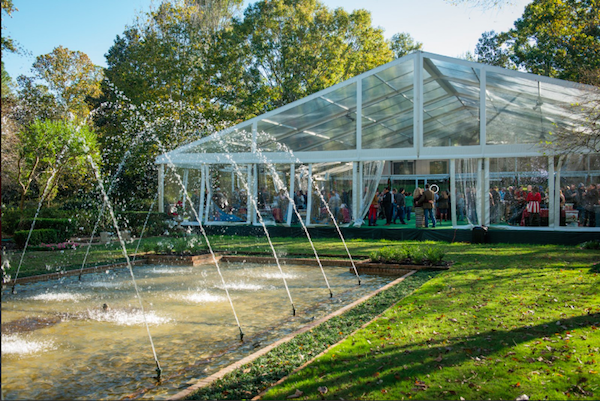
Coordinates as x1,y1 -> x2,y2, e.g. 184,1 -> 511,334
3,235 -> 599,400
258,243 -> 600,401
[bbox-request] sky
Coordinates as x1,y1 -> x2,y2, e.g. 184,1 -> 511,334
2,0 -> 532,82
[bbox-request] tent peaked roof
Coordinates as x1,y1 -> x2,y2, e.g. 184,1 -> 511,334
157,51 -> 596,167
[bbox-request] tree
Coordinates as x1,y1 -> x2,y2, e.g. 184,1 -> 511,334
96,0 -> 242,203
474,30 -> 514,68
544,69 -> 600,155
206,0 -> 393,120
30,46 -> 103,120
1,0 -> 17,55
500,0 -> 600,82
8,120 -> 100,212
389,32 -> 422,59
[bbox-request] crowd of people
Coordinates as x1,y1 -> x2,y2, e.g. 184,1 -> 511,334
368,185 -> 450,228
487,182 -> 599,227
204,180 -> 599,228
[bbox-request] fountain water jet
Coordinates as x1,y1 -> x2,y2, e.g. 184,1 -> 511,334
195,137 -> 298,316
87,155 -> 163,379
253,136 -> 361,286
247,142 -> 334,298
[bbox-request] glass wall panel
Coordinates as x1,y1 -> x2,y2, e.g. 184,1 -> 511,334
423,58 -> 480,147
206,164 -> 249,223
559,154 -> 600,228
291,164 -> 310,224
251,163 -> 295,224
163,166 -> 187,218
362,60 -> 414,149
309,162 -> 354,224
489,157 -> 549,227
257,83 -> 357,152
455,159 -> 479,226
184,169 -> 203,220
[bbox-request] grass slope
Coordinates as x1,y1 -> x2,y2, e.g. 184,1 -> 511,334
260,244 -> 600,401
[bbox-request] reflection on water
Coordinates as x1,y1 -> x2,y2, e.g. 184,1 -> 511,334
1,262 -> 394,400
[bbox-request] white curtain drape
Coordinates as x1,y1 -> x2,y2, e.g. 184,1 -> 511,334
353,160 -> 385,226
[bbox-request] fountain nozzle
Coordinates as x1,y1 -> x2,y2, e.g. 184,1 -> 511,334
239,328 -> 244,342
155,366 -> 162,380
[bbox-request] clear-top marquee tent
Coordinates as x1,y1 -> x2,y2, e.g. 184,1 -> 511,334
156,51 -> 599,231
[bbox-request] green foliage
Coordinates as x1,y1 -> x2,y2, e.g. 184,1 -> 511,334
369,245 -> 446,265
150,236 -> 207,255
207,0 -> 393,119
474,30 -> 514,68
9,119 -> 100,211
580,239 -> 600,250
497,0 -> 600,82
20,218 -> 75,242
30,46 -> 103,119
13,228 -> 58,248
117,211 -> 169,237
389,32 -> 422,59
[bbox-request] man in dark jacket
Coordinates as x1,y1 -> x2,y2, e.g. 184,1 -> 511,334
381,187 -> 393,226
393,188 -> 407,224
423,184 -> 436,228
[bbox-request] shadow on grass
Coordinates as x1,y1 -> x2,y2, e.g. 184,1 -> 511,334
268,313 -> 600,400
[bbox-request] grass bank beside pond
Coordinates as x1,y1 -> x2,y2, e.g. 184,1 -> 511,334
258,244 -> 599,401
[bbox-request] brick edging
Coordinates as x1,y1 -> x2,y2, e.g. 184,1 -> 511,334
3,259 -> 148,286
167,270 -> 417,401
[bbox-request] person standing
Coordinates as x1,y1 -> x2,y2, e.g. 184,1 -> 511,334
526,186 -> 542,226
328,189 -> 342,222
368,192 -> 379,226
381,187 -> 393,226
405,191 -> 413,221
437,190 -> 449,224
393,188 -> 407,224
423,184 -> 436,228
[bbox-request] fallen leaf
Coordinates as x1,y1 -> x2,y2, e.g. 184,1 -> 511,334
287,389 -> 304,399
318,386 -> 328,395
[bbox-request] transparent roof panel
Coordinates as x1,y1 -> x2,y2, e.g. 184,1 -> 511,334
256,83 -> 357,152
422,57 -> 480,147
485,72 -> 569,145
161,53 -> 597,162
182,124 -> 253,154
362,59 -> 415,149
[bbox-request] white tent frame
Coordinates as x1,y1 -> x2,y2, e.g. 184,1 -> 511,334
156,51 -> 599,232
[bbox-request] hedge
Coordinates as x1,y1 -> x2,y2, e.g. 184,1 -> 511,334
21,218 -> 76,241
13,229 -> 58,248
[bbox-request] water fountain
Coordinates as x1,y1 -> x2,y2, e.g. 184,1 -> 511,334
1,259 -> 395,399
1,89 -> 382,400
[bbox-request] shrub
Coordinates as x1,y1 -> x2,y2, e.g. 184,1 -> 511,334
21,218 -> 76,242
370,244 -> 446,265
151,236 -> 207,255
423,246 -> 446,264
580,240 -> 600,250
13,229 -> 58,248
